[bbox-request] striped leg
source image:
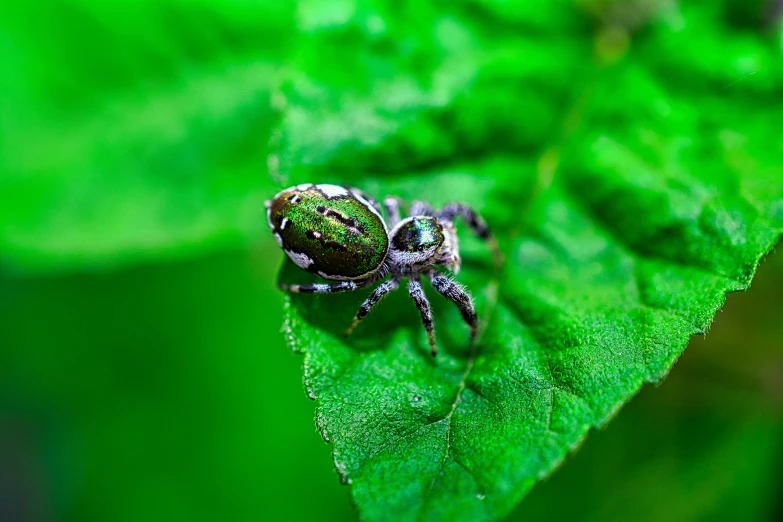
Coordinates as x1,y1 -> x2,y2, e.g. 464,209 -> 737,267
436,203 -> 503,268
408,277 -> 437,356
410,200 -> 435,217
279,280 -> 368,293
428,270 -> 478,344
436,203 -> 490,239
345,279 -> 400,336
383,197 -> 402,227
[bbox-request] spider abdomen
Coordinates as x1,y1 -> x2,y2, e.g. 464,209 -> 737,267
267,184 -> 389,280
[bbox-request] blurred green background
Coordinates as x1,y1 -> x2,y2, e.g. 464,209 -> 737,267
2,237 -> 782,522
2,0 -> 782,521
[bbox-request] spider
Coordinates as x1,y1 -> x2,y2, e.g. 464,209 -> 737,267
266,183 -> 499,356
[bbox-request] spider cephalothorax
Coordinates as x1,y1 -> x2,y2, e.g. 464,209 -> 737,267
266,183 -> 497,356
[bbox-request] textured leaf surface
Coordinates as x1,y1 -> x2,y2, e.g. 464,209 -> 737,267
515,251 -> 783,522
275,1 -> 783,521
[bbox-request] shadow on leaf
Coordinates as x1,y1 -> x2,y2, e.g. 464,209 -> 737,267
277,254 -> 498,361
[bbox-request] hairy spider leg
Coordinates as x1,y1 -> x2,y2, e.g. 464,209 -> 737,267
344,278 -> 400,336
410,200 -> 435,217
437,203 -> 504,270
408,277 -> 437,356
427,270 -> 478,344
278,279 -> 372,293
383,197 -> 402,228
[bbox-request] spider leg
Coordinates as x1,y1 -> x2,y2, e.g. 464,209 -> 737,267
436,203 -> 491,238
427,270 -> 478,344
383,197 -> 402,228
279,280 -> 369,293
410,200 -> 435,217
408,277 -> 437,356
436,203 -> 503,269
344,278 -> 400,336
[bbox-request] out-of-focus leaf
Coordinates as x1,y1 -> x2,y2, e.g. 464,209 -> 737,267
274,1 -> 783,521
0,245 -> 357,522
0,0 -> 294,273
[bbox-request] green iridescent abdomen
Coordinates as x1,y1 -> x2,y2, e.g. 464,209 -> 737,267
267,184 -> 389,280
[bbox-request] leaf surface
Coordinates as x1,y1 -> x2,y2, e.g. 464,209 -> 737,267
276,1 -> 783,521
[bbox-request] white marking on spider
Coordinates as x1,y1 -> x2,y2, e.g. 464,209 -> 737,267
280,217 -> 289,230
316,184 -> 350,198
266,206 -> 274,230
286,250 -> 314,269
351,191 -> 386,227
274,233 -> 284,247
295,183 -> 313,191
310,230 -> 322,239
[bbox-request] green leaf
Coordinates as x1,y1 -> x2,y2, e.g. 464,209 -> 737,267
275,1 -> 783,521
0,0 -> 294,273
514,251 -> 783,522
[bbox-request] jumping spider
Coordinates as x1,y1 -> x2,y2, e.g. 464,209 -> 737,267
266,183 -> 499,356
